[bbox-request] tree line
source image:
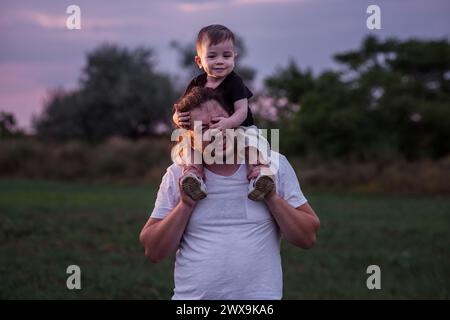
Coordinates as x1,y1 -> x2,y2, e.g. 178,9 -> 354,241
2,36 -> 448,161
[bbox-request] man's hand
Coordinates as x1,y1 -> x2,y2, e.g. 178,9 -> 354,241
173,111 -> 191,129
178,171 -> 200,208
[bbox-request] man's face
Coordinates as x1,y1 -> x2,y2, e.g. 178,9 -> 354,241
196,39 -> 236,79
189,100 -> 234,158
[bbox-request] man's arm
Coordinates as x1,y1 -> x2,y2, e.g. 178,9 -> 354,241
173,110 -> 191,129
139,178 -> 197,263
264,194 -> 320,249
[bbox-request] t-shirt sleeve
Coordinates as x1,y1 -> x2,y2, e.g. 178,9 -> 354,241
183,77 -> 197,96
150,165 -> 181,219
183,73 -> 206,97
277,155 -> 308,208
227,74 -> 253,103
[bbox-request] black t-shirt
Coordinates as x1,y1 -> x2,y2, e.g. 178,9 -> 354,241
183,71 -> 254,126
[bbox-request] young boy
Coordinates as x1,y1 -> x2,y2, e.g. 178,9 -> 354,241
173,24 -> 274,202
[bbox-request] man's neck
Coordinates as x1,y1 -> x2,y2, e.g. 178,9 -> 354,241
204,162 -> 241,177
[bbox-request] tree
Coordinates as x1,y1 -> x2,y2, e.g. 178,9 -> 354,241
265,59 -> 314,104
35,44 -> 176,141
0,112 -> 23,138
265,36 -> 450,160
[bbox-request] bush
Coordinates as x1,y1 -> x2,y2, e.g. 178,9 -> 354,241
292,155 -> 450,195
1,137 -> 448,194
0,139 -> 46,176
0,137 -> 171,183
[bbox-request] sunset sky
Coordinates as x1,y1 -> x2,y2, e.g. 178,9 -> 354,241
1,0 -> 449,130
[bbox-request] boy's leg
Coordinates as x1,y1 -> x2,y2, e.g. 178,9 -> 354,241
242,127 -> 276,201
180,147 -> 207,201
246,146 -> 276,201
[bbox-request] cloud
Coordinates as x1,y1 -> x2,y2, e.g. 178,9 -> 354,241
10,10 -> 134,30
233,0 -> 302,4
27,12 -> 66,29
177,2 -> 221,12
24,12 -> 132,29
176,0 -> 303,12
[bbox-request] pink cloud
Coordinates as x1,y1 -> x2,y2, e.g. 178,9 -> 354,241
177,0 -> 303,12
27,11 -> 66,29
233,0 -> 302,4
7,10 -> 138,31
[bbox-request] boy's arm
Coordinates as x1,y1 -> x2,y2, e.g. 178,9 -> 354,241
211,98 -> 248,130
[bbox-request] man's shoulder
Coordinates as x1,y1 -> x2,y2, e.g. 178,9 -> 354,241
224,71 -> 253,99
184,73 -> 207,95
268,151 -> 290,177
224,71 -> 244,84
167,162 -> 183,173
190,72 -> 207,86
269,151 -> 288,165
164,162 -> 183,181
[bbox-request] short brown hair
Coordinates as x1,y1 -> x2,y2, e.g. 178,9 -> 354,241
175,87 -> 228,115
196,24 -> 235,54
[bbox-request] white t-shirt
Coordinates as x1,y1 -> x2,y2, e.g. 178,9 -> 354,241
150,152 -> 307,300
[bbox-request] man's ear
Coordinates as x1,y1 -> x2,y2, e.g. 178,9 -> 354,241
194,55 -> 203,69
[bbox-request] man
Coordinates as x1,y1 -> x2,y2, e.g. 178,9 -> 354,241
139,87 -> 320,299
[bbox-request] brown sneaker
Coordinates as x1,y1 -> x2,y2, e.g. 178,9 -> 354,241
248,174 -> 275,201
181,173 -> 207,201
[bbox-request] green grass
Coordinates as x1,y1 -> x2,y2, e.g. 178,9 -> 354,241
0,179 -> 449,299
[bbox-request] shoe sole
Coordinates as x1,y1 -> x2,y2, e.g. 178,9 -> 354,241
182,176 -> 207,201
248,175 -> 275,201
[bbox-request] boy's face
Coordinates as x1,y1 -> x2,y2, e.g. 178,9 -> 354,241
195,38 -> 236,79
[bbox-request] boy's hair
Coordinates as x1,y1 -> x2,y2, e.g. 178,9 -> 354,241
175,87 -> 229,116
196,24 -> 235,53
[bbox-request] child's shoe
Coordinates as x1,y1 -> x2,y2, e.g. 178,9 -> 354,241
248,174 -> 275,201
181,172 -> 207,201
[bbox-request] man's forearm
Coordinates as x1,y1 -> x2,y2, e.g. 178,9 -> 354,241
264,194 -> 320,249
140,201 -> 194,262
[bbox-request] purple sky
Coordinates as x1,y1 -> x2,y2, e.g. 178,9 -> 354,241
1,0 -> 449,130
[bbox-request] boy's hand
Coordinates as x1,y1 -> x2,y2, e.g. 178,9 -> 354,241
210,117 -> 232,132
174,111 -> 191,129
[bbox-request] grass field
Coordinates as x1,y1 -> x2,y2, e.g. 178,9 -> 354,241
0,179 -> 449,299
